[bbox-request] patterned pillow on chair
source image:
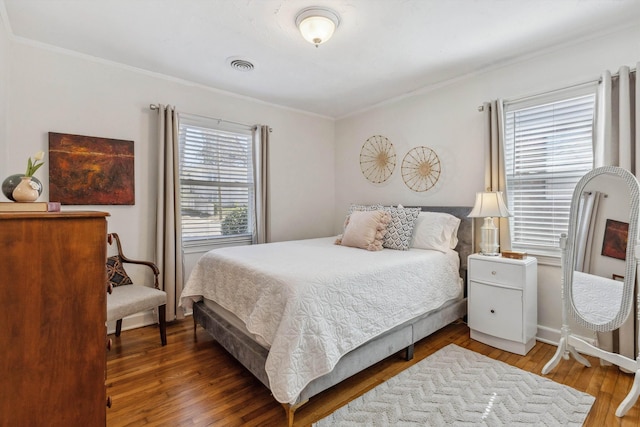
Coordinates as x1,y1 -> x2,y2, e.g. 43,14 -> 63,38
106,255 -> 133,287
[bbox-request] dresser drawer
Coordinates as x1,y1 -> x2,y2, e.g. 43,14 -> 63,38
469,258 -> 523,288
469,281 -> 523,342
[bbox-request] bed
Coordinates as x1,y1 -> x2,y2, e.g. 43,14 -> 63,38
180,206 -> 473,425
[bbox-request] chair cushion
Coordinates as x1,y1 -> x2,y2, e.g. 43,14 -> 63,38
106,256 -> 133,287
107,285 -> 167,321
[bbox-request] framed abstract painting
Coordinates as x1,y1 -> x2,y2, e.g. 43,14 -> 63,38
601,219 -> 628,260
49,132 -> 135,205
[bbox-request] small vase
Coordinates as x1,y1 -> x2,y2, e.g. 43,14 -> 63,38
12,176 -> 40,202
2,174 -> 42,201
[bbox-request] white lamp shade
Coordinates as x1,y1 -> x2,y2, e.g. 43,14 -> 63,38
468,191 -> 510,256
468,191 -> 511,218
295,7 -> 340,46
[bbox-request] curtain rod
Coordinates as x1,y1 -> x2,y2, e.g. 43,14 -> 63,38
477,79 -> 597,112
477,66 -> 637,112
149,103 -> 265,130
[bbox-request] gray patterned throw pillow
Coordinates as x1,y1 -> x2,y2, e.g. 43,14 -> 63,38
348,204 -> 384,214
382,206 -> 421,250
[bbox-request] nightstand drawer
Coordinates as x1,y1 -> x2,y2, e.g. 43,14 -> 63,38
469,258 -> 523,288
469,281 -> 523,342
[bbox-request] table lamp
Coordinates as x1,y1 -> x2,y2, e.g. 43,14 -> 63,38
468,191 -> 511,256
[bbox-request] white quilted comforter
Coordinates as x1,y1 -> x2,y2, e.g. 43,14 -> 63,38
180,237 -> 462,404
572,271 -> 623,324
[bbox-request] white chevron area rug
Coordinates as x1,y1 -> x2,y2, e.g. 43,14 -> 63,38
314,344 -> 595,426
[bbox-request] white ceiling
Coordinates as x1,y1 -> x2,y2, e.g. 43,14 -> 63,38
2,0 -> 640,118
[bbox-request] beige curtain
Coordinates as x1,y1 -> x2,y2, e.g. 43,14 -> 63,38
574,191 -> 604,273
483,100 -> 511,251
594,65 -> 638,361
595,64 -> 639,170
253,125 -> 271,244
154,104 -> 184,321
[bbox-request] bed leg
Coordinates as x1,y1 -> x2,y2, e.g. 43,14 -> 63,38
405,343 -> 414,361
193,314 -> 198,342
282,399 -> 308,427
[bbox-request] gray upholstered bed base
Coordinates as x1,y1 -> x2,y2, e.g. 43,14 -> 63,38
191,206 -> 473,425
193,297 -> 466,423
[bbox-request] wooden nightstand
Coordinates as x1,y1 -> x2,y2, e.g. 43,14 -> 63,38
467,253 -> 538,355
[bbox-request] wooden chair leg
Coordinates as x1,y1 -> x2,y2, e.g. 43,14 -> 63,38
115,319 -> 123,337
158,304 -> 167,346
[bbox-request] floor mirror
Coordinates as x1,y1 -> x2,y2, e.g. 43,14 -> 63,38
542,165 -> 640,417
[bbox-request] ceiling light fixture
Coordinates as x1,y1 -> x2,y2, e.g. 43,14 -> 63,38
295,7 -> 340,47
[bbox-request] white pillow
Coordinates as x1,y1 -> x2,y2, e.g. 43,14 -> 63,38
411,211 -> 461,252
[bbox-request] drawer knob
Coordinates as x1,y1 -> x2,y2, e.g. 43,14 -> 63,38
490,309 -> 495,314
491,271 -> 497,275
106,396 -> 112,408
106,338 -> 112,351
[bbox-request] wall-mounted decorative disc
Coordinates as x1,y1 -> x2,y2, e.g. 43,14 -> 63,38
360,135 -> 396,183
401,146 -> 441,192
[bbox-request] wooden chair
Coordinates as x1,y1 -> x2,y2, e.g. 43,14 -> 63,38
106,233 -> 167,346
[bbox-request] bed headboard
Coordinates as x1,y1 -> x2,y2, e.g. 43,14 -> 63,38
412,206 -> 474,274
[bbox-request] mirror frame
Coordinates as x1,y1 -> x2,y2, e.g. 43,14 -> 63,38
565,166 -> 640,332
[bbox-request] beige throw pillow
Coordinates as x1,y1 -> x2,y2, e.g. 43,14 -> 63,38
336,210 -> 391,251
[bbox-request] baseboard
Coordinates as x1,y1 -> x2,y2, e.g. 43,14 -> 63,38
536,325 -> 597,346
470,329 -> 535,355
106,310 -> 157,335
536,325 -> 561,346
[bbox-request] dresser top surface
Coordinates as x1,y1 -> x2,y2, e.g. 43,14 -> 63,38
0,210 -> 110,219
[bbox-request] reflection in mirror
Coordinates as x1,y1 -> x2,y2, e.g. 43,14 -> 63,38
570,172 -> 631,328
571,271 -> 623,325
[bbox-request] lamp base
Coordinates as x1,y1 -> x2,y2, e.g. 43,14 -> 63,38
479,217 -> 500,256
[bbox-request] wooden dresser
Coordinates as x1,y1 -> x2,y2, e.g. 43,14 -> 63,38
0,211 -> 109,426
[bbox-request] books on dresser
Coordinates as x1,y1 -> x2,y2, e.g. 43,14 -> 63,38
0,201 -> 61,212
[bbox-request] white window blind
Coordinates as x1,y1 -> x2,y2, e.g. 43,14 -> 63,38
178,114 -> 255,248
504,90 -> 595,254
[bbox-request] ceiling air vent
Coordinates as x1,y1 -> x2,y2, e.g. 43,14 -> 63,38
227,57 -> 255,72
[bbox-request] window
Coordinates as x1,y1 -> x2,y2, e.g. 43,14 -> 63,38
504,88 -> 596,255
178,114 -> 255,248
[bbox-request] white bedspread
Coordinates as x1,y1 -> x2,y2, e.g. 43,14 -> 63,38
572,271 -> 623,325
180,237 -> 462,404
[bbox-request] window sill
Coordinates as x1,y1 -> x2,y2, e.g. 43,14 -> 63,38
183,239 -> 253,254
529,253 -> 561,267
512,249 -> 560,267
509,245 -> 561,267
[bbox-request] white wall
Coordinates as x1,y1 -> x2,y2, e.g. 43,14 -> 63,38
1,32 -> 335,328
2,41 -> 336,238
3,15 -> 640,340
334,25 -> 640,341
0,17 -> 8,171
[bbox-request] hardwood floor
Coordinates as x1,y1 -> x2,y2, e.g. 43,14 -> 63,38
107,318 -> 640,426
